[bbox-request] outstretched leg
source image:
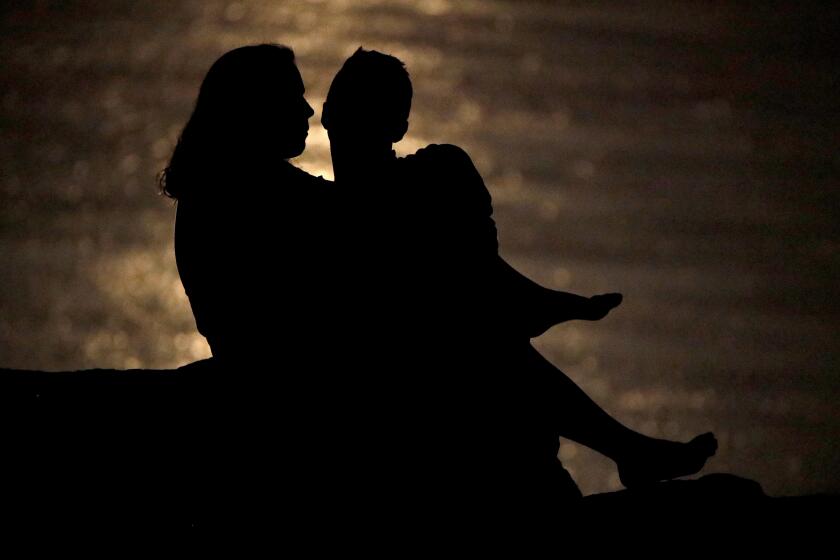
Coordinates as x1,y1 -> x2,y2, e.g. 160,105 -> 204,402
520,344 -> 717,487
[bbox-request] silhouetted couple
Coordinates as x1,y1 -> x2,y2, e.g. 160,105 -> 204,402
162,44 -> 716,529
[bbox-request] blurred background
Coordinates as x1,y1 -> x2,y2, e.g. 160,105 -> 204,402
1,0 -> 838,497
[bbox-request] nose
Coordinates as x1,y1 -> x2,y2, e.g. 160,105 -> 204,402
304,99 -> 315,119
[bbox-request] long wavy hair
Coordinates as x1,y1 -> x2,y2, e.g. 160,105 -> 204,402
159,44 -> 297,200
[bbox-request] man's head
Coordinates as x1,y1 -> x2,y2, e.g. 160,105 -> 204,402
322,48 -> 412,152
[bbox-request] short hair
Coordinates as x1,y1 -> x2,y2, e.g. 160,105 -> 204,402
326,48 -> 412,129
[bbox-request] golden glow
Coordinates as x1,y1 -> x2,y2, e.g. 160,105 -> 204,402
89,244 -> 211,368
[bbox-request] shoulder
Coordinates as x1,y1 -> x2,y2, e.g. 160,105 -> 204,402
406,143 -> 476,171
402,143 -> 484,187
174,195 -> 221,257
402,144 -> 491,209
174,195 -> 208,230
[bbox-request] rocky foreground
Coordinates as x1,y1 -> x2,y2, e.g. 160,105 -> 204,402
0,363 -> 835,535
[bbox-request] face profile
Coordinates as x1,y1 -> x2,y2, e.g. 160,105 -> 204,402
210,47 -> 313,160
160,44 -> 314,199
264,64 -> 314,160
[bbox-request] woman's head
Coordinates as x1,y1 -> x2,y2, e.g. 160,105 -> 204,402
160,44 -> 314,199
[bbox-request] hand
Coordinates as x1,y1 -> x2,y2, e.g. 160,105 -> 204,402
581,293 -> 623,321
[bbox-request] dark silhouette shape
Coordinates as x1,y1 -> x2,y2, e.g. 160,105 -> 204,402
161,44 -> 332,365
7,364 -> 840,536
158,44 -> 342,527
1,45 -> 337,530
0,43 -> 797,534
321,48 -> 718,521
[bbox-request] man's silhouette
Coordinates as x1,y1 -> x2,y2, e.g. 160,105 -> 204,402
321,49 -> 717,519
157,44 -> 715,529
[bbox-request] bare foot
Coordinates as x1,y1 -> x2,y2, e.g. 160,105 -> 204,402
616,432 -> 718,488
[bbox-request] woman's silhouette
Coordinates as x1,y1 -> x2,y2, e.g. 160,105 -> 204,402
161,44 -> 331,366
159,44 -> 336,527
